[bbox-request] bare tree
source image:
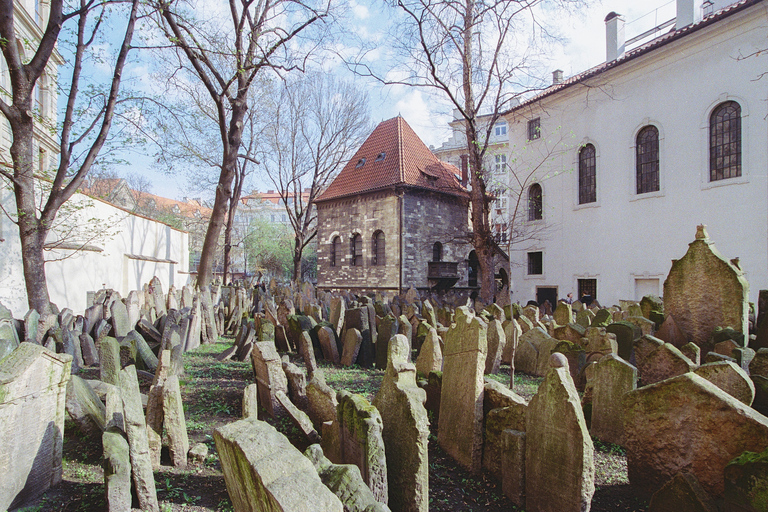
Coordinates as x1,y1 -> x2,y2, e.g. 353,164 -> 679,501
352,0 -> 581,303
152,0 -> 329,288
263,72 -> 371,282
0,0 -> 140,314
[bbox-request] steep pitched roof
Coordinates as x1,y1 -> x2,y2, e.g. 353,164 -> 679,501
502,0 -> 762,116
316,116 -> 469,202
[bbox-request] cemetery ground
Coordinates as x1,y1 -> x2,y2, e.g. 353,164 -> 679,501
16,337 -> 647,512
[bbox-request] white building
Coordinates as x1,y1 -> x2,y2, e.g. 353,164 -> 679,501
1,1 -> 189,316
435,0 -> 768,306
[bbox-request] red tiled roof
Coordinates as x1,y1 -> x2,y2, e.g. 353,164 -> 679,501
503,0 -> 761,116
316,116 -> 469,202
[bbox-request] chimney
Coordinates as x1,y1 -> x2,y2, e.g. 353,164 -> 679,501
460,154 -> 469,188
552,69 -> 564,85
676,0 -> 696,29
605,12 -> 625,62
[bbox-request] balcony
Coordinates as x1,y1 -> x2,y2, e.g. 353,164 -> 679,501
428,261 -> 460,290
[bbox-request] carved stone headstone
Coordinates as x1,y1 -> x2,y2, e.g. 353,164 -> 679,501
0,344 -> 71,511
438,306 -> 487,474
590,354 -> 637,446
250,341 -> 289,418
663,225 -> 749,352
525,353 -> 595,512
373,334 -> 429,511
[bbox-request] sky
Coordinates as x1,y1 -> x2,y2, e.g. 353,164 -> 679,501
108,0 -> 679,200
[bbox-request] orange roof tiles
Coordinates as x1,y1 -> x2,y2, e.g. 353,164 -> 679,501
316,116 -> 469,202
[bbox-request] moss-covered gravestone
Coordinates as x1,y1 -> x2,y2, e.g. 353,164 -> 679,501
725,447 -> 768,512
624,372 -> 768,497
337,391 -> 388,504
663,225 -> 749,352
373,334 -> 429,512
590,354 -> 636,446
214,419 -> 342,512
438,307 -> 487,474
525,353 -> 595,512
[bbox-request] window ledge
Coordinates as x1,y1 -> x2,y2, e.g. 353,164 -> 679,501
573,201 -> 600,211
701,175 -> 749,190
525,274 -> 546,280
630,190 -> 664,202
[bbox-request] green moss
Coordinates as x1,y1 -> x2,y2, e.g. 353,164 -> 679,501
729,447 -> 768,466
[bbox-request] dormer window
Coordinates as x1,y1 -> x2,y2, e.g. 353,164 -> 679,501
702,0 -> 714,16
355,158 -> 366,168
375,152 -> 386,162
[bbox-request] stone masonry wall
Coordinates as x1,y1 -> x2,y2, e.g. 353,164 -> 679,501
317,192 -> 401,292
402,190 -> 470,289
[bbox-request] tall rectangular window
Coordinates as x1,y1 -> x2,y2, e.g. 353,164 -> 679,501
527,117 -> 541,141
495,154 -> 507,174
636,126 -> 660,194
578,144 -> 597,204
710,101 -> 741,181
527,251 -> 543,275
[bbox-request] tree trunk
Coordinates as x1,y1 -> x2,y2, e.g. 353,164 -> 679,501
292,235 -> 303,284
196,101 -> 247,288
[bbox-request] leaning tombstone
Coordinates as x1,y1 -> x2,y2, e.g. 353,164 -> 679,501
590,354 -> 636,446
250,341 -> 289,417
0,344 -> 71,511
525,353 -> 594,512
163,375 -> 189,467
214,419 -> 343,511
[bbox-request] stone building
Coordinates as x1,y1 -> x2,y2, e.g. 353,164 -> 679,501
316,116 -> 475,295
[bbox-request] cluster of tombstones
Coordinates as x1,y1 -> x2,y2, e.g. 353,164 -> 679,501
0,277 -> 225,511
4,225 -> 768,512
218,226 -> 768,512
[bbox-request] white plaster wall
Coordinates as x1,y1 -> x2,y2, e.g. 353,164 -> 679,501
500,6 -> 768,306
0,186 -> 189,317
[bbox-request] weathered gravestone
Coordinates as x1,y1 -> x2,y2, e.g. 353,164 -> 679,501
485,318 -> 506,375
102,427 -> 131,512
663,225 -> 749,352
723,446 -> 768,512
694,361 -> 755,406
336,390 -> 388,504
415,326 -> 443,377
633,335 -> 696,386
0,344 -> 71,511
590,353 -> 637,446
214,419 -> 343,512
376,314 -> 400,370
304,444 -> 390,512
373,334 -> 429,512
119,365 -> 159,512
250,341 -> 289,417
341,328 -> 363,367
438,306 -> 487,474
525,353 -> 595,512
624,372 -> 768,498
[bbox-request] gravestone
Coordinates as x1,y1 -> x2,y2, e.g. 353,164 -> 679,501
438,307 -> 487,474
624,372 -> 768,497
373,334 -> 429,512
163,375 -> 189,467
663,226 -> 749,352
119,365 -> 159,512
694,361 -> 755,406
336,391 -> 388,504
590,354 -> 637,446
102,427 -> 131,512
634,335 -> 696,386
415,327 -> 443,377
341,328 -> 363,367
485,318 -> 506,375
306,372 -> 338,428
501,318 -> 522,365
214,419 -> 342,512
242,383 -> 259,419
553,301 -> 573,326
376,314 -> 400,370
0,344 -> 71,511
250,341 -> 289,417
525,354 -> 595,512
318,325 -> 340,364
330,297 -> 346,338
724,447 -> 768,512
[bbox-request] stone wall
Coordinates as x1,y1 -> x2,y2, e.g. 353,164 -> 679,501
317,192 -> 401,292
401,189 -> 470,289
316,188 -> 470,294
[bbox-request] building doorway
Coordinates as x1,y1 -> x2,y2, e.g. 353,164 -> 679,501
536,286 -> 557,308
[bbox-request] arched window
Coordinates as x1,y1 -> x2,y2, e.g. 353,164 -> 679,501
528,183 -> 542,221
432,242 -> 443,262
710,101 -> 741,181
330,236 -> 340,267
578,144 -> 596,204
636,126 -> 659,194
372,231 -> 385,266
350,233 -> 362,266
